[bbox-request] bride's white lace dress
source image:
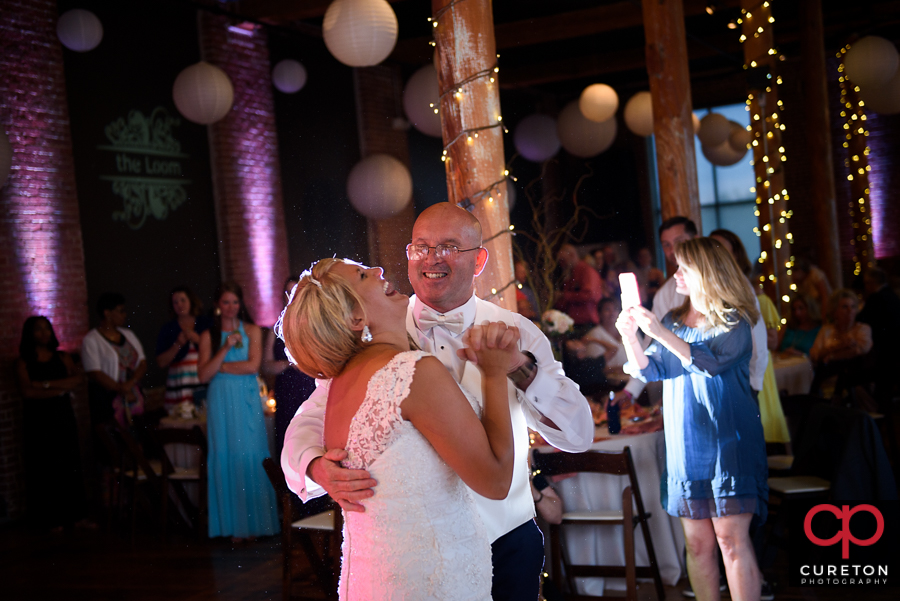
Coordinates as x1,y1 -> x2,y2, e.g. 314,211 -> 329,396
334,350 -> 492,600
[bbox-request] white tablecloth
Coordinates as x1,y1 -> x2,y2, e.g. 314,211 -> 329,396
773,354 -> 814,396
546,429 -> 685,595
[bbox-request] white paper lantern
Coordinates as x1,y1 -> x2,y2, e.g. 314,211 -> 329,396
860,69 -> 900,115
57,9 -> 103,52
692,112 -> 701,134
844,36 -> 900,89
323,0 -> 398,68
403,65 -> 442,138
702,138 -> 746,167
513,114 -> 560,162
272,59 -> 308,94
172,62 -> 234,125
728,124 -> 753,152
579,84 -> 618,123
624,92 -> 653,137
347,154 -> 412,220
0,131 -> 12,188
557,101 -> 617,158
698,113 -> 731,147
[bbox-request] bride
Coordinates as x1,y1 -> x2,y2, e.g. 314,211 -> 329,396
276,258 -> 517,600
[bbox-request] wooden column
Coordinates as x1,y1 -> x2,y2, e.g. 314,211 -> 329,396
642,0 -> 701,227
432,0 -> 515,311
799,0 -> 843,288
352,64 -> 416,295
740,0 -> 792,313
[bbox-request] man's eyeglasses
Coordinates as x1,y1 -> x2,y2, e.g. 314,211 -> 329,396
405,244 -> 482,261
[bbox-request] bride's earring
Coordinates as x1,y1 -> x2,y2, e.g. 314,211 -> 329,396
361,325 -> 373,343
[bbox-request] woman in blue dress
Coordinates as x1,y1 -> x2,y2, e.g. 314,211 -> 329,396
199,282 -> 278,542
618,238 -> 767,601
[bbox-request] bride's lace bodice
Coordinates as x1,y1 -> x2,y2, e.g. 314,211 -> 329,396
335,351 -> 492,601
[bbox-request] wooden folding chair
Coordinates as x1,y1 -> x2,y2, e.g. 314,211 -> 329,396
152,425 -> 208,538
533,447 -> 665,601
263,457 -> 342,601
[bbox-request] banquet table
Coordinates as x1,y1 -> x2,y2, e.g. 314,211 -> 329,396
541,428 -> 685,596
773,354 -> 814,396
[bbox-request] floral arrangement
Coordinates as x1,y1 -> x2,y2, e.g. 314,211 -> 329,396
541,310 -> 574,336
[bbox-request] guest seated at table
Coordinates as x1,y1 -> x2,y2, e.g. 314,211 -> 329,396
17,316 -> 92,532
792,257 -> 832,310
618,237 -> 768,601
778,293 -> 822,357
555,244 -> 603,335
156,286 -> 211,415
809,288 -> 873,401
263,277 -> 316,458
198,282 -> 278,543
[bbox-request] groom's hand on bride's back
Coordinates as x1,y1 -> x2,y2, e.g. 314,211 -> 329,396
308,448 -> 378,513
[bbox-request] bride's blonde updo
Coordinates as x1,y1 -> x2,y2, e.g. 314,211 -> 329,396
276,258 -> 368,379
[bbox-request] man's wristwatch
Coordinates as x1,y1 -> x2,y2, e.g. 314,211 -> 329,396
508,351 -> 537,386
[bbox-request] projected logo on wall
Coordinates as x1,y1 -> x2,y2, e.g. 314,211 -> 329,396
98,107 -> 192,229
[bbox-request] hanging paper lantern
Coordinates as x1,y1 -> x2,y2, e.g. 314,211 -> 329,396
0,131 -> 12,188
513,114 -> 560,163
347,154 -> 412,220
579,84 -> 618,123
624,92 -> 653,137
272,59 -> 308,94
57,9 -> 103,52
697,113 -> 731,147
692,112 -> 701,135
172,62 -> 234,125
403,65 -> 442,138
702,138 -> 747,167
557,101 -> 617,158
323,0 -> 398,68
859,69 -> 900,115
728,124 -> 753,152
843,36 -> 900,89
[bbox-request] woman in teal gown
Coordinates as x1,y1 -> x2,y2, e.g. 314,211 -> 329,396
199,282 -> 278,541
618,238 -> 767,601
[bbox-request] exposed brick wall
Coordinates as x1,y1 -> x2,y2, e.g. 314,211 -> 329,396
352,65 -> 415,294
0,0 -> 90,519
200,13 -> 290,326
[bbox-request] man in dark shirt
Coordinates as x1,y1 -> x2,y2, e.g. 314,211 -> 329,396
856,267 -> 900,410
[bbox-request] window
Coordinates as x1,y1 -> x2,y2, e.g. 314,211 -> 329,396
695,103 -> 760,260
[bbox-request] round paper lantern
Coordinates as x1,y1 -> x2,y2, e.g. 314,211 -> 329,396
692,112 -> 701,134
57,9 -> 103,52
323,0 -> 398,68
172,62 -> 234,125
347,154 -> 412,220
624,92 -> 653,137
0,131 -> 12,188
272,59 -> 307,94
843,36 -> 900,89
557,101 -> 617,158
860,70 -> 900,115
403,65 -> 442,137
579,84 -> 618,123
698,113 -> 731,147
513,114 -> 560,162
702,138 -> 746,167
728,124 -> 753,152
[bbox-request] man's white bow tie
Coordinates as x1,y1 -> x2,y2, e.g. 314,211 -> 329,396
417,308 -> 466,336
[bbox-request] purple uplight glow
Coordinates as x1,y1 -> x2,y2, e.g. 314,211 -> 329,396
864,111 -> 896,260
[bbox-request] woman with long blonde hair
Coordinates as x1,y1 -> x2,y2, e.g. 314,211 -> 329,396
617,238 -> 767,601
277,258 -> 517,600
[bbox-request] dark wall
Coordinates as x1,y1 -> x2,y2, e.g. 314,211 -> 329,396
60,0 -> 221,385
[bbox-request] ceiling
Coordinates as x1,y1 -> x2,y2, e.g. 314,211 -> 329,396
220,0 -> 900,107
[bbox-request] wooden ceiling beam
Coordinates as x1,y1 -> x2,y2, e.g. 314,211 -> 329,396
236,0 -> 407,22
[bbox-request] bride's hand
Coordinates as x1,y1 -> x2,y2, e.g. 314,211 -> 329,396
463,322 -> 520,378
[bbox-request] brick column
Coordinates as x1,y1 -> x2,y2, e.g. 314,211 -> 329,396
352,65 -> 415,294
0,0 -> 90,518
200,13 -> 290,326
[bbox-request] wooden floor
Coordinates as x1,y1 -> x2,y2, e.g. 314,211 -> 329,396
1,519 -> 896,601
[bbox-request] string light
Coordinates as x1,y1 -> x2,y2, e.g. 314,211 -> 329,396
838,45 -> 875,276
738,0 -> 793,313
